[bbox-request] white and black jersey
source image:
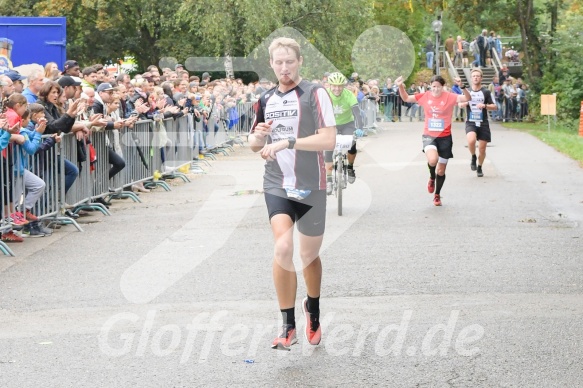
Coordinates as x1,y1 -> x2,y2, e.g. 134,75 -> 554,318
465,87 -> 494,126
251,80 -> 336,191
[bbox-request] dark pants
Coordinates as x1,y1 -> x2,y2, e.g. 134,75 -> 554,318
60,157 -> 79,194
108,148 -> 126,179
479,48 -> 487,67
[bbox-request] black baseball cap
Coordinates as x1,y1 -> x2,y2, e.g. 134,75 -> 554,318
58,75 -> 82,87
62,60 -> 79,74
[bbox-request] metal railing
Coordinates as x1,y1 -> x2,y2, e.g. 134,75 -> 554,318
0,110 -> 245,256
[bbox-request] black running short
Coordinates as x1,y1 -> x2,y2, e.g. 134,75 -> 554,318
422,134 -> 454,159
465,122 -> 492,142
264,188 -> 326,237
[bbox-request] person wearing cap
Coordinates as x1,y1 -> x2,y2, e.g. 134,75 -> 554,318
175,64 -> 184,72
201,72 -> 211,83
0,74 -> 14,98
2,70 -> 27,85
92,82 -> 127,196
92,83 -> 120,128
62,60 -> 80,77
58,76 -> 82,100
22,69 -> 45,103
8,72 -> 24,94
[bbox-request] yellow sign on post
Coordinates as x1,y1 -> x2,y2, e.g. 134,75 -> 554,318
540,94 -> 557,116
541,94 -> 557,133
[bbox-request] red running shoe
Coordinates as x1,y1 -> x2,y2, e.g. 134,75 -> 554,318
271,324 -> 297,351
24,210 -> 38,222
10,212 -> 29,226
302,297 -> 322,345
433,194 -> 442,206
1,231 -> 24,243
427,178 -> 435,193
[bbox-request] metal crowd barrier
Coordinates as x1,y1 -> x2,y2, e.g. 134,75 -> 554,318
222,102 -> 254,142
0,145 -> 18,256
62,132 -> 110,217
500,96 -> 529,122
0,111 -> 244,256
358,98 -> 379,131
116,119 -> 155,190
378,94 -> 406,122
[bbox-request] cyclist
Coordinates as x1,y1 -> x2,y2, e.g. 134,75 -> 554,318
325,72 -> 364,194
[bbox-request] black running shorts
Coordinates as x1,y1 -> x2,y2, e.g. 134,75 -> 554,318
465,122 -> 492,142
422,134 -> 454,159
264,188 -> 327,237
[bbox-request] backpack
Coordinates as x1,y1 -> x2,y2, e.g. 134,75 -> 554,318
462,41 -> 470,53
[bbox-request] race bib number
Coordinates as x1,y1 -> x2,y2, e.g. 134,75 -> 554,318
428,119 -> 445,132
335,134 -> 353,152
285,188 -> 311,200
469,111 -> 483,122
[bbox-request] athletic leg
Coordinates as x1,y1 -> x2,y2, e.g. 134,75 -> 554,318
466,130 -> 477,171
271,214 -> 297,310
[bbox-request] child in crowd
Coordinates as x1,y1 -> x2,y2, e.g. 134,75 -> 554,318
3,94 -> 52,239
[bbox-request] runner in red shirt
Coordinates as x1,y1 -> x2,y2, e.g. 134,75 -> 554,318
396,75 -> 470,206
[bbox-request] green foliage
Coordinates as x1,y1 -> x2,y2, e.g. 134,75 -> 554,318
373,1 -> 427,82
0,0 -> 579,120
178,0 -> 375,79
0,0 -> 40,16
539,3 -> 583,120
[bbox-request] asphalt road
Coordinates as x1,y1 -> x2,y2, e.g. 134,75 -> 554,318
0,121 -> 582,387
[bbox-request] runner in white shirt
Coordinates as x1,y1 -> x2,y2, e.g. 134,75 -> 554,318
458,68 -> 497,177
248,37 -> 336,351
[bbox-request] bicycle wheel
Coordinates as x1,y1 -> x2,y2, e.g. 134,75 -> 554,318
336,154 -> 343,216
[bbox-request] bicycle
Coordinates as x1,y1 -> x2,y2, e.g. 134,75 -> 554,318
331,134 -> 354,216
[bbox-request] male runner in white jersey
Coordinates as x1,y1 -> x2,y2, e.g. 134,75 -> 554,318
396,75 -> 470,206
459,68 -> 496,177
248,37 -> 336,350
324,72 -> 364,194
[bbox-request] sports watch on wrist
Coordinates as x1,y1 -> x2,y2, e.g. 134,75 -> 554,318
287,137 -> 296,149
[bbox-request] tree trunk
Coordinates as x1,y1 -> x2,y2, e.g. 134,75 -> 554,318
136,25 -> 160,71
516,0 -> 543,81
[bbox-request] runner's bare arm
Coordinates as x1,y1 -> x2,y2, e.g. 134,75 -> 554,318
249,119 -> 273,152
395,76 -> 417,103
260,125 -> 336,161
457,87 -> 471,103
